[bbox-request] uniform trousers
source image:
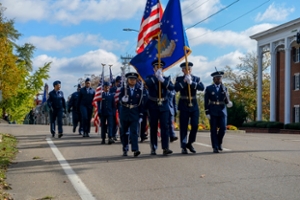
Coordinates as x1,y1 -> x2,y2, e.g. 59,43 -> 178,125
179,109 -> 199,148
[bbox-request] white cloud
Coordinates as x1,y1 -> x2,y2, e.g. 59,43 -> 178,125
181,0 -> 222,26
24,34 -> 129,52
33,49 -> 122,97
2,0 -> 145,24
186,23 -> 276,51
255,3 -> 295,22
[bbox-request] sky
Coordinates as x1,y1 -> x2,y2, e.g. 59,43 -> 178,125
1,0 -> 299,98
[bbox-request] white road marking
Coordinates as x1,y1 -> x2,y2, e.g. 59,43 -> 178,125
194,142 -> 232,151
46,138 -> 96,200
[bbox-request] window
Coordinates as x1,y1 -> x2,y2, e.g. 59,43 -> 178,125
294,105 -> 300,123
294,73 -> 300,90
294,48 -> 300,63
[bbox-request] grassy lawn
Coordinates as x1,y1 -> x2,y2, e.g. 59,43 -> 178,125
0,133 -> 18,200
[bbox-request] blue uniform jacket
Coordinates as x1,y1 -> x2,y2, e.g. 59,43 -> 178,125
145,75 -> 174,112
77,87 -> 95,108
175,75 -> 205,112
204,84 -> 228,117
97,92 -> 116,116
47,90 -> 66,111
119,86 -> 144,121
167,90 -> 177,116
68,91 -> 79,111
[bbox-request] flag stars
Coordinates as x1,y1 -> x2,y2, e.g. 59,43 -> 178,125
170,25 -> 174,28
174,32 -> 177,35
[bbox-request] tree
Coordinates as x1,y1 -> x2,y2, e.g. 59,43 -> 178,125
223,51 -> 270,122
0,4 -> 51,123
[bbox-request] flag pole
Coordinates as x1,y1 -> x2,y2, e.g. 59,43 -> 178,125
183,46 -> 193,107
99,63 -> 106,135
157,33 -> 163,106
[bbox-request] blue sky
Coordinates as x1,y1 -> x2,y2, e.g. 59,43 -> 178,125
1,0 -> 298,98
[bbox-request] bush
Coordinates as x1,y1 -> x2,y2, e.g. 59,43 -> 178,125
284,123 -> 300,130
242,121 -> 283,129
227,100 -> 248,127
256,121 -> 268,128
266,122 -> 284,129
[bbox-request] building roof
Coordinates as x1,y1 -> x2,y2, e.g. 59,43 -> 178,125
250,17 -> 300,40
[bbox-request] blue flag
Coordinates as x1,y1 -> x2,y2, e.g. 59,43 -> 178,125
130,0 -> 191,80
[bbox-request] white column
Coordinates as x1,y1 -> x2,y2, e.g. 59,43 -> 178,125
270,43 -> 276,121
257,46 -> 263,121
284,38 -> 291,124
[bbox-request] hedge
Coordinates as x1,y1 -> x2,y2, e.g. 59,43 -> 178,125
284,123 -> 300,130
242,121 -> 284,129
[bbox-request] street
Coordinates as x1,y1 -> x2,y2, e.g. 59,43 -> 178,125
1,124 -> 300,200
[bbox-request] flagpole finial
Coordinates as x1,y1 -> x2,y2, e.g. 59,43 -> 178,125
101,63 -> 106,67
109,64 -> 113,68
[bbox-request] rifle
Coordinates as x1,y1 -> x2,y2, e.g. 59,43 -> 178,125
214,67 -> 230,104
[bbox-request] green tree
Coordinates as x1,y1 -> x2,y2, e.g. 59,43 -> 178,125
223,51 -> 270,122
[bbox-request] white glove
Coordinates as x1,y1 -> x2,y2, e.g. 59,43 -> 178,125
155,68 -> 163,77
206,114 -> 211,120
122,96 -> 128,103
139,118 -> 143,123
185,75 -> 192,84
157,75 -> 165,82
227,101 -> 233,108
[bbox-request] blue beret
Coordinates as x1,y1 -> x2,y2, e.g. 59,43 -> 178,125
77,84 -> 81,88
53,80 -> 61,87
103,82 -> 110,86
125,72 -> 139,79
211,71 -> 224,77
152,60 -> 165,67
85,78 -> 91,82
116,76 -> 121,81
180,62 -> 193,68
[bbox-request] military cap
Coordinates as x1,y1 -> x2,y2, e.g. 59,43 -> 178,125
125,72 -> 139,79
151,60 -> 165,67
211,71 -> 224,77
53,80 -> 61,87
85,77 -> 91,82
77,84 -> 81,89
116,76 -> 122,81
180,62 -> 193,68
103,82 -> 110,86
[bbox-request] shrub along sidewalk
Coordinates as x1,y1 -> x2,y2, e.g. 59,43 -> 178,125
0,133 -> 18,200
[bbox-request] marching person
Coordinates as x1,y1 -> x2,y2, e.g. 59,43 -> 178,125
47,80 -> 66,138
205,70 -> 232,153
77,78 -> 95,137
175,62 -> 205,154
98,82 -> 116,145
119,72 -> 144,157
68,84 -> 83,135
167,89 -> 178,142
145,60 -> 174,156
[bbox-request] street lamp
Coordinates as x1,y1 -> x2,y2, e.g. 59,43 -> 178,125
123,28 -> 139,32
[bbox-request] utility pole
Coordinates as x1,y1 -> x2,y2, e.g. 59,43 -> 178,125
120,54 -> 133,73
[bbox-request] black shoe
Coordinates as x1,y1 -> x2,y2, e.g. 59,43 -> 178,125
218,145 -> 223,151
73,127 -> 76,133
78,132 -> 82,135
213,148 -> 219,153
186,143 -> 196,153
86,133 -> 90,137
170,136 -> 178,142
181,148 -> 188,154
134,151 -> 141,157
51,133 -> 55,138
108,138 -> 114,145
141,136 -> 148,142
113,137 -> 118,141
123,151 -> 128,156
150,150 -> 156,155
58,133 -> 63,138
163,149 -> 173,155
83,133 -> 86,137
101,140 -> 105,144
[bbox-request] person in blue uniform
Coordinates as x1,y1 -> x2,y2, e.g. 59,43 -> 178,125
204,71 -> 232,153
77,78 -> 95,137
47,80 -> 66,138
145,60 -> 174,156
68,84 -> 83,135
109,76 -> 122,141
98,82 -> 116,145
175,62 -> 205,154
119,72 -> 144,157
167,89 -> 178,142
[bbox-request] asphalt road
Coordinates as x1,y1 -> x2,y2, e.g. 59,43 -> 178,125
1,124 -> 300,200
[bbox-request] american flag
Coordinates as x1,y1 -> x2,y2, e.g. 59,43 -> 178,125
136,0 -> 163,54
92,71 -> 104,133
